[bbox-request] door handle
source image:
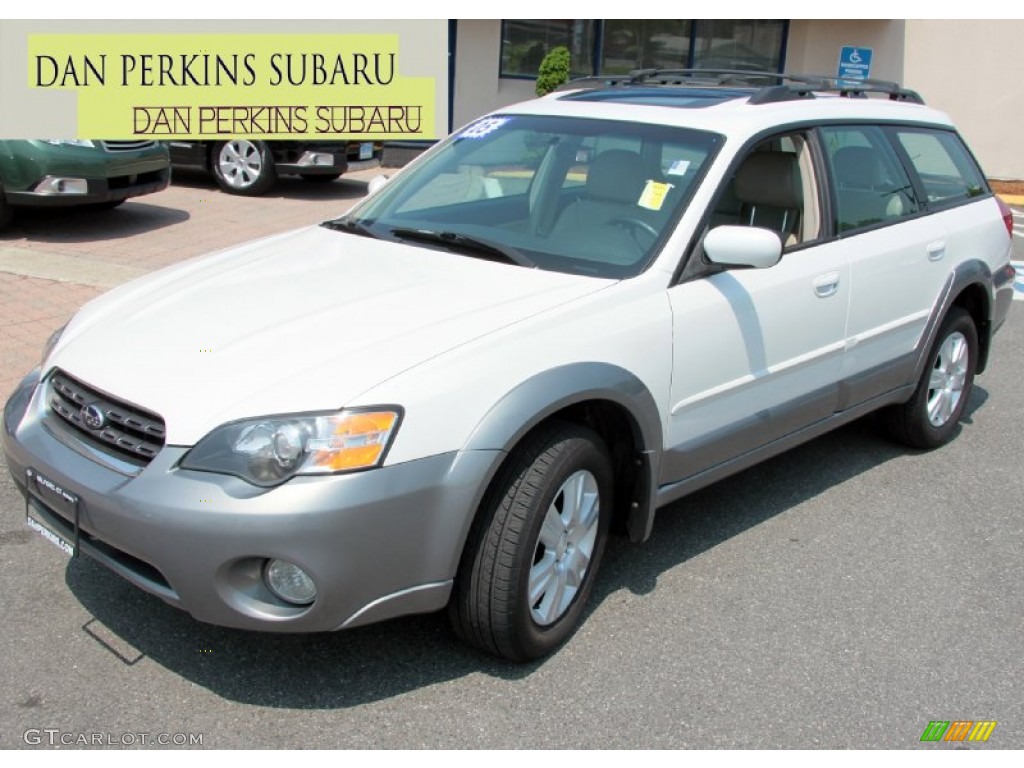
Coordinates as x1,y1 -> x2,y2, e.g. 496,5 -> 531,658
927,241 -> 946,261
813,272 -> 840,298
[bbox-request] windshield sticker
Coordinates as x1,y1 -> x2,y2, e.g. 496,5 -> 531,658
638,180 -> 674,211
667,159 -> 691,176
458,117 -> 510,140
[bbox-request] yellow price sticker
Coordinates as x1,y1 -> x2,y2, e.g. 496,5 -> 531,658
638,180 -> 674,211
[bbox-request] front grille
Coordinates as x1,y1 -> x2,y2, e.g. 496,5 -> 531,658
48,370 -> 166,464
101,140 -> 156,152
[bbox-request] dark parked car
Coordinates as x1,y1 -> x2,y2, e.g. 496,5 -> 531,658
168,139 -> 383,195
0,139 -> 170,229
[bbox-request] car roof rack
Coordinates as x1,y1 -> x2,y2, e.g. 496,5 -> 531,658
556,69 -> 925,105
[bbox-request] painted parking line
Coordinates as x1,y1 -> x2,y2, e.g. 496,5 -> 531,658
1014,261 -> 1024,302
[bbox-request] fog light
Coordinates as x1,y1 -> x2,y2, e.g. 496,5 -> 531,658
32,176 -> 88,195
297,151 -> 333,167
264,559 -> 316,605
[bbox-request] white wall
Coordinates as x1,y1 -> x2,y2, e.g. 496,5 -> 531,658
785,20 -> 906,82
453,20 -> 536,130
903,19 -> 1024,179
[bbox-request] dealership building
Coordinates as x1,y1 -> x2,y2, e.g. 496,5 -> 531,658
447,19 -> 1023,179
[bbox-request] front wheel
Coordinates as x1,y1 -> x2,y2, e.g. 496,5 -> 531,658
884,307 -> 978,449
450,422 -> 613,661
212,139 -> 276,196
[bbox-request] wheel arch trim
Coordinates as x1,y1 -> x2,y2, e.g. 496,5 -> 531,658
462,362 -> 663,543
913,260 -> 994,382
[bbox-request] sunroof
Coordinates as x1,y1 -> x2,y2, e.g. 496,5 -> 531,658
558,87 -> 753,108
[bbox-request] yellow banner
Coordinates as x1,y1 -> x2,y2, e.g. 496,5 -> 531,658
27,33 -> 436,140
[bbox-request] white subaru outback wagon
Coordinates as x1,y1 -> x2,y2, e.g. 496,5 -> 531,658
3,72 -> 1015,660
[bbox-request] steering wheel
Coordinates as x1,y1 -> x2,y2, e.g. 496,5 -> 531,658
609,217 -> 659,244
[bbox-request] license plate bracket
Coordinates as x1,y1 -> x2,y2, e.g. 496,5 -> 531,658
25,467 -> 79,557
358,142 -> 373,160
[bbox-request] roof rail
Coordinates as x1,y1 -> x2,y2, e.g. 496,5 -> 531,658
556,69 -> 925,105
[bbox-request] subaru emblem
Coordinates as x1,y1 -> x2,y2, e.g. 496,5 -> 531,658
81,404 -> 106,430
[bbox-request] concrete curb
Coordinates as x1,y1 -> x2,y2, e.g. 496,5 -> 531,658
0,248 -> 146,289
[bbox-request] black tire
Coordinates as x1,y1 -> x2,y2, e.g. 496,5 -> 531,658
0,188 -> 12,230
450,421 -> 613,661
211,139 -> 277,196
299,173 -> 342,183
884,307 -> 978,449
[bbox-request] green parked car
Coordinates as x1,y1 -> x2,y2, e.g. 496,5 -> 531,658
0,139 -> 171,229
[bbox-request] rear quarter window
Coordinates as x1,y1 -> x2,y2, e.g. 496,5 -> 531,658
894,129 -> 988,207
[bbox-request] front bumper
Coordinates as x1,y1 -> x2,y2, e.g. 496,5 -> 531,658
272,142 -> 382,176
3,370 -> 500,632
6,168 -> 170,206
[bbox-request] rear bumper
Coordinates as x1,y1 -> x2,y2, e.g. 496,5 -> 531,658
991,261 -> 1016,334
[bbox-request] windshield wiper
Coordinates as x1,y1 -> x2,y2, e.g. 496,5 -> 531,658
389,227 -> 536,268
321,217 -> 383,240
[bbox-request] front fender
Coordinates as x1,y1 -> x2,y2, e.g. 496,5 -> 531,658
463,362 -> 663,542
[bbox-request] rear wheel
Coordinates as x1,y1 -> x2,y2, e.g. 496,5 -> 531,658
884,307 -> 978,449
450,421 -> 613,661
212,139 -> 276,196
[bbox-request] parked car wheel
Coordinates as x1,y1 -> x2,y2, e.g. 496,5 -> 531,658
450,421 -> 613,661
884,307 -> 978,449
299,173 -> 342,183
212,139 -> 276,196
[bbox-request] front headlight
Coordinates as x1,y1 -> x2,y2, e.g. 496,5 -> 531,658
179,408 -> 402,487
41,139 -> 96,148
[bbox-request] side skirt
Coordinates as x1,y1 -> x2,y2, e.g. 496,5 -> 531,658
654,384 -> 914,510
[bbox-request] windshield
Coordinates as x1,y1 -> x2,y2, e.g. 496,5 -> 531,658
339,114 -> 723,278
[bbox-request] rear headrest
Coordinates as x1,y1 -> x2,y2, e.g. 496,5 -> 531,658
587,150 -> 647,204
734,152 -> 803,209
832,146 -> 884,188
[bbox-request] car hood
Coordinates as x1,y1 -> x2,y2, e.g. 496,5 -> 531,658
49,226 -> 611,444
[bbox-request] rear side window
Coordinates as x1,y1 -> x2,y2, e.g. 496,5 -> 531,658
820,126 -> 919,233
894,129 -> 987,206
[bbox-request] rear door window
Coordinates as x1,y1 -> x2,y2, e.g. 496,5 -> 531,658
820,125 -> 920,233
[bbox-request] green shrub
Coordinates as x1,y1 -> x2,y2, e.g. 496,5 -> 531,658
536,46 -> 571,97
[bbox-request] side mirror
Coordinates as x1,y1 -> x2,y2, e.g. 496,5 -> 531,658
366,174 -> 391,195
703,225 -> 782,269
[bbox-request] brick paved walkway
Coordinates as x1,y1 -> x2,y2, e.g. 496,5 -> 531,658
0,169 -> 376,396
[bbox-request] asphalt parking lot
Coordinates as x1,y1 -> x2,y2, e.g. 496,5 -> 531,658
0,181 -> 1021,749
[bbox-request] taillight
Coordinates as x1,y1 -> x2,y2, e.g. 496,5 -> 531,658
996,196 -> 1014,238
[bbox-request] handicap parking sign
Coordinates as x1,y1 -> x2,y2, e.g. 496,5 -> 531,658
838,46 -> 873,81
1013,262 -> 1024,302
